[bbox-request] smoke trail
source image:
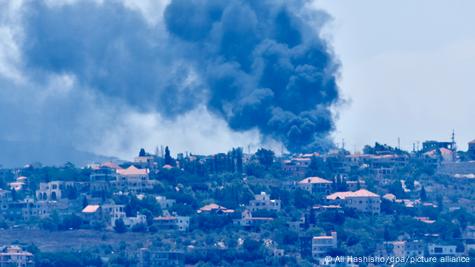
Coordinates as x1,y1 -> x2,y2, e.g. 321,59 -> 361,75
20,0 -> 340,152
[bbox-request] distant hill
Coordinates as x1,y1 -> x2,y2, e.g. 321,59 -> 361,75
0,140 -> 117,168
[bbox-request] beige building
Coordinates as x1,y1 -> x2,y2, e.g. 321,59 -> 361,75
197,203 -> 234,214
248,192 -> 281,212
153,214 -> 190,231
326,189 -> 381,214
116,166 -> 153,193
298,177 -> 332,194
312,232 -> 337,259
0,245 -> 34,267
36,181 -> 63,200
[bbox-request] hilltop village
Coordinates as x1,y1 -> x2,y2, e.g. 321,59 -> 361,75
1,138 -> 475,266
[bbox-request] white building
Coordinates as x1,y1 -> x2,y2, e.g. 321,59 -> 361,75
428,244 -> 459,256
155,196 -> 176,210
326,189 -> 381,214
123,214 -> 147,227
248,192 -> 281,212
154,214 -> 190,231
312,232 -> 337,259
22,199 -> 69,220
102,204 -> 127,227
101,203 -> 147,228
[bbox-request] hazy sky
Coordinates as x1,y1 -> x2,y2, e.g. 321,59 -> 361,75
315,0 -> 475,151
1,0 -> 474,163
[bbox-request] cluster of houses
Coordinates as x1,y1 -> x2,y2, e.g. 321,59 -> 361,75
0,138 -> 474,265
0,161 -> 163,231
0,245 -> 34,267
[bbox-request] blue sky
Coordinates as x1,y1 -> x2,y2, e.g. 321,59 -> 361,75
0,0 -> 474,162
315,0 -> 475,151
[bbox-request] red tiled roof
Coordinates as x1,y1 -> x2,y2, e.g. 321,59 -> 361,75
117,165 -> 149,176
327,189 -> 379,200
298,177 -> 332,184
82,205 -> 100,213
154,216 -> 177,221
198,203 -> 234,213
162,164 -> 174,169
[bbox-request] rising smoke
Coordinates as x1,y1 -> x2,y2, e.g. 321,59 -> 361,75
14,0 -> 341,154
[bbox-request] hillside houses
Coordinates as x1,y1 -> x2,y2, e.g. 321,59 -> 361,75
248,192 -> 281,212
0,141 -> 474,266
116,166 -> 153,193
326,189 -> 381,214
312,231 -> 337,259
297,177 -> 332,194
0,245 -> 34,267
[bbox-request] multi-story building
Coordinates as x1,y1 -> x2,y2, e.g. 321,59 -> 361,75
427,244 -> 459,256
236,209 -> 273,229
134,155 -> 156,169
100,203 -> 146,228
138,248 -> 184,267
0,189 -> 12,212
36,181 -> 63,201
0,245 -> 34,267
89,165 -> 118,194
326,189 -> 381,214
22,199 -> 69,220
248,192 -> 281,212
102,204 -> 127,227
123,214 -> 147,227
405,241 -> 425,257
469,139 -> 475,159
375,241 -> 424,258
312,232 -> 337,259
153,215 -> 190,231
116,166 -> 153,193
155,196 -> 176,210
282,157 -> 312,177
35,181 -> 82,201
464,226 -> 475,252
298,177 -> 333,194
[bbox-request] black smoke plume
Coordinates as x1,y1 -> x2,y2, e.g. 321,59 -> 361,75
22,0 -> 340,152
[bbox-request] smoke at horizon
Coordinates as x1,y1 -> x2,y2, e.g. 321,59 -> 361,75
0,0 -> 341,164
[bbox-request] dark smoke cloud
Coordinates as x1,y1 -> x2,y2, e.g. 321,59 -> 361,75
20,0 -> 340,153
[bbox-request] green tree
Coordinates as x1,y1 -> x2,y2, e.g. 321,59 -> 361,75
114,219 -> 127,233
255,148 -> 275,169
164,146 -> 175,166
139,148 -> 146,157
131,223 -> 147,232
420,186 -> 427,201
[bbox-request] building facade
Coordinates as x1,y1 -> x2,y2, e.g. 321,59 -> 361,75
312,232 -> 337,259
248,192 -> 281,212
326,189 -> 381,214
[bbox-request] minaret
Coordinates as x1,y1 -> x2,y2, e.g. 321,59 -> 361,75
451,130 -> 457,161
